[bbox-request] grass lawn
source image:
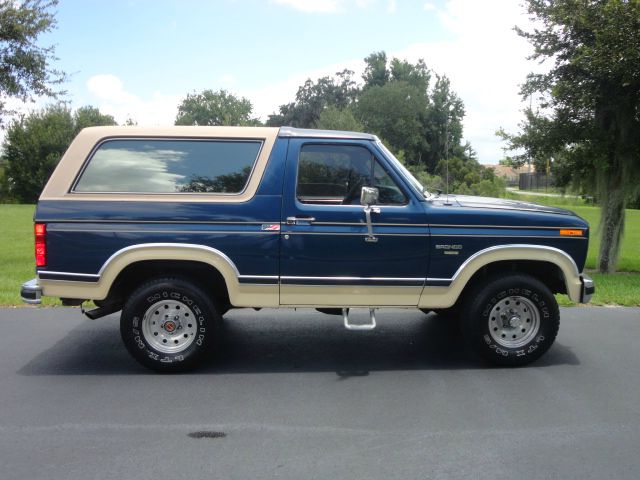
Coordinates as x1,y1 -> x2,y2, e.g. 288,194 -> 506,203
504,192 -> 640,272
0,205 -> 59,306
1,203 -> 638,307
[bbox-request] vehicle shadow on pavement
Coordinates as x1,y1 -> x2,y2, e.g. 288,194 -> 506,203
17,309 -> 579,376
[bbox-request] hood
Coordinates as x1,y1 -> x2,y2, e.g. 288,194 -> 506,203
432,194 -> 575,216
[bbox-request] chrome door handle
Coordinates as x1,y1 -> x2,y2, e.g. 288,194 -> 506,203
286,216 -> 316,225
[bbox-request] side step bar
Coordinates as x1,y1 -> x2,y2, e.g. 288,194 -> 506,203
82,301 -> 123,320
342,308 -> 377,331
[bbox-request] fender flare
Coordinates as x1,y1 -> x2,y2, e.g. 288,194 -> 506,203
39,243 -> 243,302
419,244 -> 583,308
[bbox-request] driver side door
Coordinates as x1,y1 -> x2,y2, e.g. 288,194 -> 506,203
279,139 -> 430,306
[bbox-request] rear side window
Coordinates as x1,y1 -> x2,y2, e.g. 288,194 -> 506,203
73,139 -> 262,193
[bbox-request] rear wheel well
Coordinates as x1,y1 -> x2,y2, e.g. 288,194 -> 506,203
102,260 -> 231,312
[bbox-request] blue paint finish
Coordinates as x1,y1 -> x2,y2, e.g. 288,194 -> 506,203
425,200 -> 590,278
279,138 -> 430,289
256,137 -> 288,196
32,129 -> 592,304
36,194 -> 284,277
43,222 -> 280,276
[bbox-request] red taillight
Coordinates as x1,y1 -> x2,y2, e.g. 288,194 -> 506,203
35,223 -> 46,267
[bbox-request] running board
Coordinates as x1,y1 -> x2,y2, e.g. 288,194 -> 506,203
342,308 -> 377,331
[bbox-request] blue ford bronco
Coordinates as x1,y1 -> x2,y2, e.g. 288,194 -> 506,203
21,126 -> 594,371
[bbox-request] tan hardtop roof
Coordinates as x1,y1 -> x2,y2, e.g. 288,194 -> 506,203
76,125 -> 280,138
76,125 -> 377,141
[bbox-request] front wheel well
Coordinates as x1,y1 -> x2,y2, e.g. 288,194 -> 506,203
461,260 -> 567,299
103,260 -> 231,311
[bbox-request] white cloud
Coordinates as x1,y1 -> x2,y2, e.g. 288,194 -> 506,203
271,0 -> 340,13
397,0 -> 543,163
272,0 -> 379,13
387,0 -> 397,14
86,74 -> 181,126
423,2 -> 436,11
220,74 -> 236,86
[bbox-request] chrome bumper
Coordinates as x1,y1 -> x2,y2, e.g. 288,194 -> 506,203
580,274 -> 595,304
21,278 -> 42,305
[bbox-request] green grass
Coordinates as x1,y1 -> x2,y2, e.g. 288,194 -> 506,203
1,203 -> 638,306
504,192 -> 640,272
557,273 -> 640,307
0,205 -> 59,306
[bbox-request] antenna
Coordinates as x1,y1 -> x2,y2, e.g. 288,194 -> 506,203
444,104 -> 451,205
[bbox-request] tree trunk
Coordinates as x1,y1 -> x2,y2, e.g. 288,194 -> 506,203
597,170 -> 625,273
595,92 -> 636,274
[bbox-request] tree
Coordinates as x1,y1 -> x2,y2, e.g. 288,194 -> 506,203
73,106 -> 116,134
501,0 -> 640,272
0,0 -> 65,119
362,51 -> 389,88
175,89 -> 260,126
267,51 -> 492,195
356,80 -> 428,161
2,104 -> 116,203
266,69 -> 358,127
423,75 -> 465,172
314,106 -> 364,132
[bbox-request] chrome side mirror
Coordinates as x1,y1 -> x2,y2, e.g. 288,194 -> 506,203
360,186 -> 380,243
360,186 -> 379,206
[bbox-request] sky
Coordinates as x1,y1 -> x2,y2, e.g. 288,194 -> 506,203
24,0 -> 543,164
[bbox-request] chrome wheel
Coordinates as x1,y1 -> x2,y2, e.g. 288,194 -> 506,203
141,299 -> 198,354
487,296 -> 540,348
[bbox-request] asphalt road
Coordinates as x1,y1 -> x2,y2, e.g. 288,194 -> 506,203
1,306 -> 639,480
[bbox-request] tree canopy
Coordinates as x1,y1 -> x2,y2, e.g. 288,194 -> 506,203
0,0 -> 64,120
175,89 -> 260,126
1,104 -> 116,203
500,0 -> 640,272
268,51 -> 498,195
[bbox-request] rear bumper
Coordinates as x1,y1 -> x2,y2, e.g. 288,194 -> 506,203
580,274 -> 595,304
21,278 -> 42,305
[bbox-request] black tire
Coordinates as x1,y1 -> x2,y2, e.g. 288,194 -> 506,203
120,277 -> 221,373
461,274 -> 559,367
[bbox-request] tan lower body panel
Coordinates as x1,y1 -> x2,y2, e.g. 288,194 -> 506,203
280,285 -> 421,307
40,280 -> 280,308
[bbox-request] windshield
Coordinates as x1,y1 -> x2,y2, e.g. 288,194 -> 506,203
376,140 -> 429,197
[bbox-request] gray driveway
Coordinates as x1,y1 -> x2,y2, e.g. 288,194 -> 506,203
1,306 -> 639,479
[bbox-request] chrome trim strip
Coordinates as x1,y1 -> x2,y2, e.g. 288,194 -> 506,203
280,276 -> 427,287
429,224 -> 585,230
312,222 -> 430,227
46,228 -> 280,235
282,232 -> 429,237
281,276 -> 426,281
238,275 -> 279,280
430,234 -> 586,239
37,270 -> 101,279
40,220 -> 279,225
238,275 -> 279,285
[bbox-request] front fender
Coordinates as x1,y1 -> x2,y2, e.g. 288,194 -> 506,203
418,244 -> 584,308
